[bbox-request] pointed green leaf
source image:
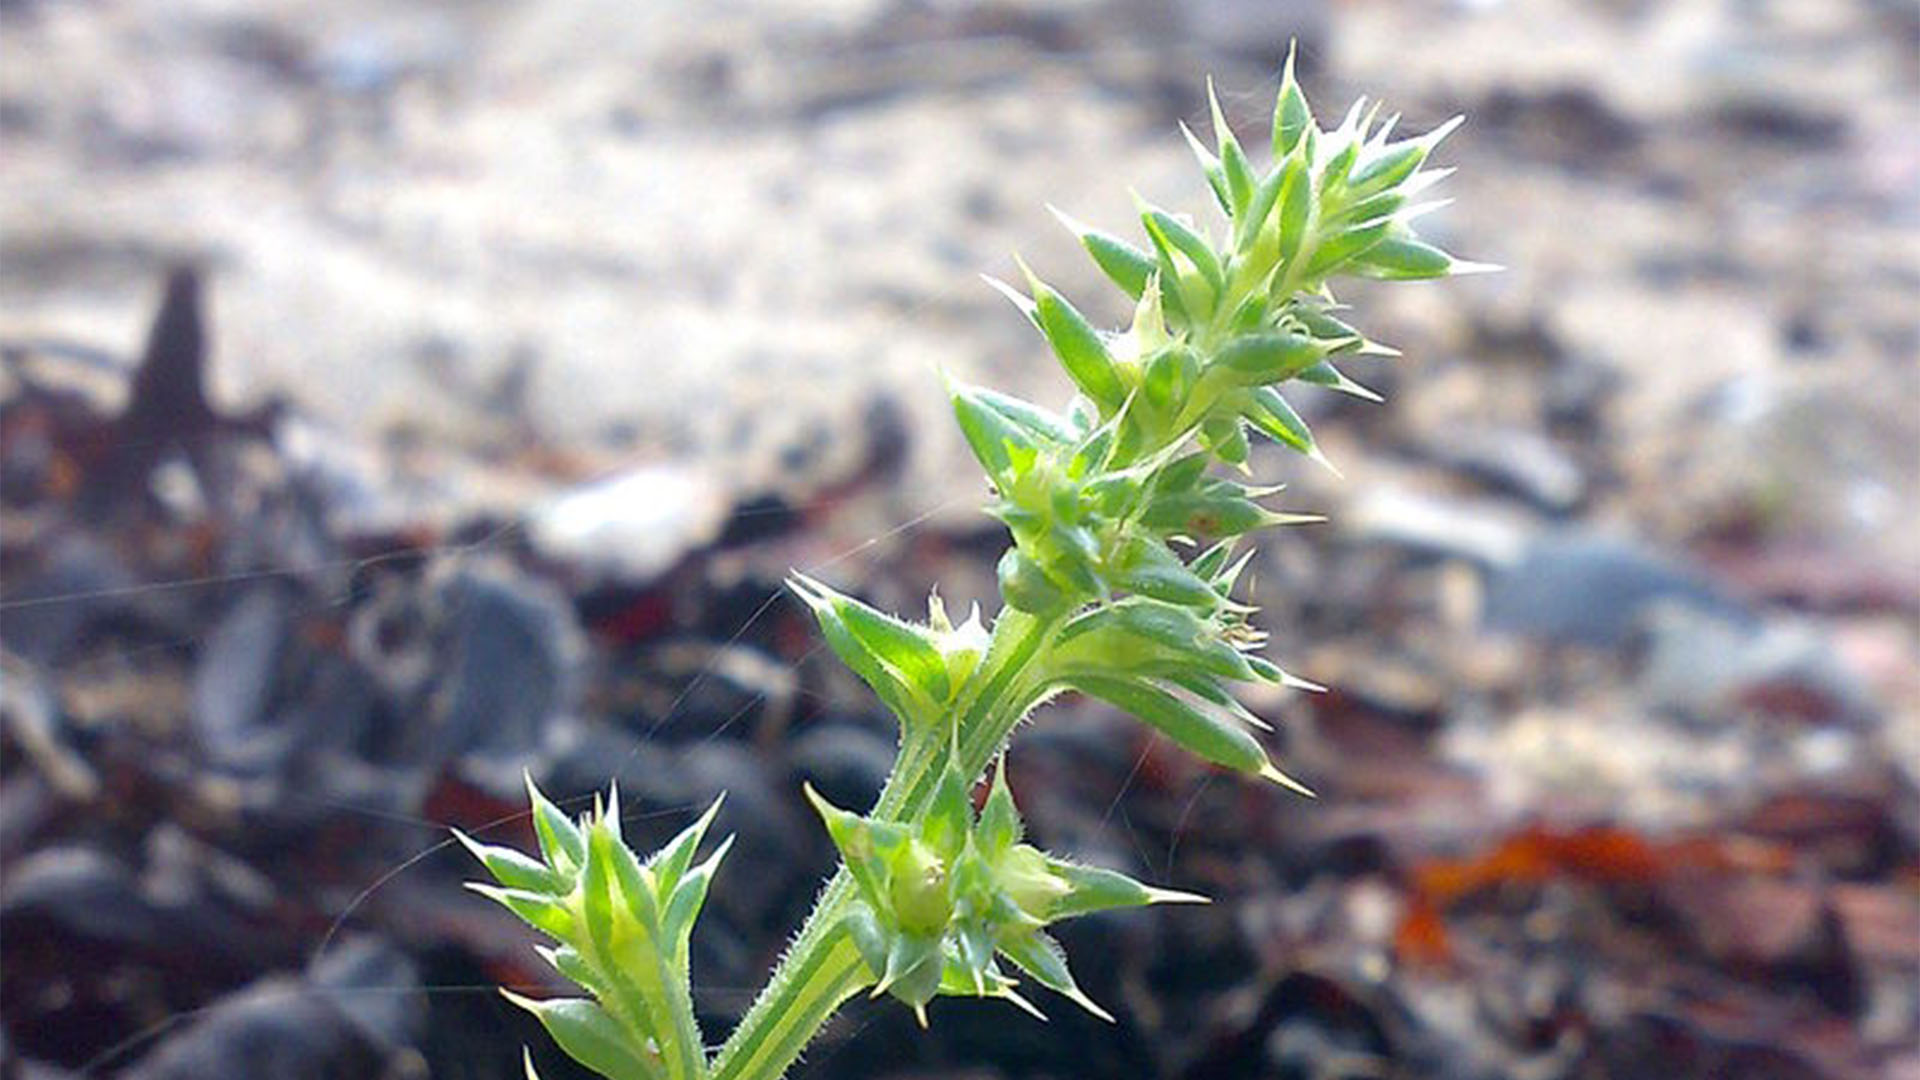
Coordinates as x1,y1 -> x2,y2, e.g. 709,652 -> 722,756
1235,164 -> 1287,252
647,795 -> 725,898
1045,860 -> 1208,921
1139,488 -> 1278,538
467,884 -> 576,940
1141,208 -> 1223,295
816,577 -> 952,704
1180,121 -> 1232,216
1349,235 -> 1454,280
1068,674 -> 1272,778
970,387 -> 1079,446
580,817 -> 623,958
952,382 -> 1040,488
790,575 -> 922,725
995,929 -> 1113,1022
1213,331 -> 1325,386
805,784 -> 908,913
1162,669 -> 1271,730
1298,360 -> 1382,401
1272,43 -> 1314,159
503,994 -> 663,1080
663,835 -> 731,962
1243,387 -> 1316,457
539,945 -> 597,992
1303,218 -> 1392,279
526,774 -> 587,876
1275,155 -> 1311,266
1052,207 -> 1157,300
1346,140 -> 1426,200
1209,80 -> 1256,215
1112,535 -> 1218,609
454,830 -> 564,895
977,762 -> 1023,855
923,765 -> 976,862
1022,264 -> 1127,410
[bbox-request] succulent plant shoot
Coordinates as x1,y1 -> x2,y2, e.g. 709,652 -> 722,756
466,51 -> 1487,1080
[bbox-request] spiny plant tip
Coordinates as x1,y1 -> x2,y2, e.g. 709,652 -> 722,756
466,60 -> 1484,1080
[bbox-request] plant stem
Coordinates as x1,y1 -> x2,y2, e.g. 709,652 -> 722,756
711,607 -> 1060,1080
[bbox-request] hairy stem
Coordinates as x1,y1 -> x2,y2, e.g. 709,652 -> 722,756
712,608 -> 1059,1080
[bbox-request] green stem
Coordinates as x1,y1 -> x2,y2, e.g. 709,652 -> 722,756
711,608 -> 1060,1080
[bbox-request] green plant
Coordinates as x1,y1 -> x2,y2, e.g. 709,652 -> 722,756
463,52 -> 1486,1080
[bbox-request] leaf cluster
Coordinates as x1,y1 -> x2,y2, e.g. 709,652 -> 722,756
461,781 -> 731,1080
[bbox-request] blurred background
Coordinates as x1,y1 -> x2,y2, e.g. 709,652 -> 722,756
2,0 -> 1916,1077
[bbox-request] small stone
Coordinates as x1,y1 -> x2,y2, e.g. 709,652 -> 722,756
1633,605 -> 1878,726
529,464 -> 732,585
190,586 -> 295,773
1483,531 -> 1749,648
1426,426 -> 1587,514
788,723 -> 895,813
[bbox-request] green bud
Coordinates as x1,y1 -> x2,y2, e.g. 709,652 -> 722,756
996,844 -> 1072,923
1140,345 -> 1199,416
889,839 -> 953,935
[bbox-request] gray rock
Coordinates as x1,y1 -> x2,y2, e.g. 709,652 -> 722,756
428,560 -> 582,776
1634,604 -> 1878,726
1348,487 -> 1533,568
125,976 -> 396,1080
308,936 -> 426,1053
1483,532 -> 1750,648
788,722 -> 895,813
190,586 -> 294,772
1427,426 -> 1587,514
529,465 -> 732,585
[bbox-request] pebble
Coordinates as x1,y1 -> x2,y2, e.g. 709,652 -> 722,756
529,465 -> 733,585
1482,531 -> 1749,649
